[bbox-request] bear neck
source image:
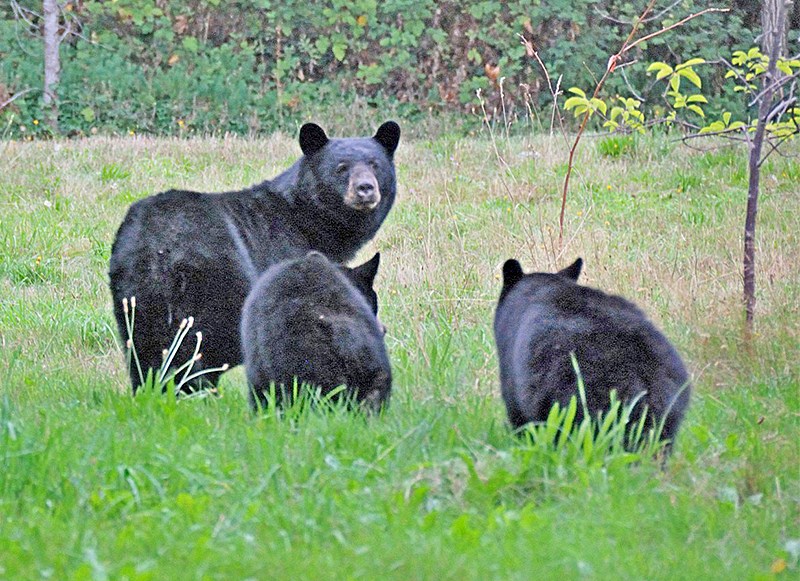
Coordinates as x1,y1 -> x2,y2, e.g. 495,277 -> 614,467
293,193 -> 382,263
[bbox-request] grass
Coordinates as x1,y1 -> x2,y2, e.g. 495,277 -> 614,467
0,129 -> 798,580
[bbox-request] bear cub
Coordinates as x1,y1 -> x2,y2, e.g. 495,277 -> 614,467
493,258 -> 690,447
109,121 -> 400,393
241,251 -> 391,413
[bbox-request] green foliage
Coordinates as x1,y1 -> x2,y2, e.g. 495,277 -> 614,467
598,134 -> 636,157
565,47 -> 800,145
563,87 -> 607,120
0,0 -> 757,136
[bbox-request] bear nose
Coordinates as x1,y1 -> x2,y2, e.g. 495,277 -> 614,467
356,181 -> 375,199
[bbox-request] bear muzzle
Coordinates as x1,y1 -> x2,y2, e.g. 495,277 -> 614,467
344,165 -> 381,211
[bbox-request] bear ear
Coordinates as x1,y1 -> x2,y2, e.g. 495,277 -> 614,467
557,258 -> 583,281
299,123 -> 329,157
373,121 -> 400,157
502,259 -> 524,290
352,252 -> 380,287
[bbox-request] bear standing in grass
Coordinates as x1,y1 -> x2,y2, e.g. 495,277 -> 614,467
241,251 -> 391,412
109,121 -> 400,392
494,258 -> 690,448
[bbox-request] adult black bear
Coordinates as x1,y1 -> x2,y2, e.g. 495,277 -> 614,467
493,258 -> 690,448
241,251 -> 391,412
109,121 -> 400,392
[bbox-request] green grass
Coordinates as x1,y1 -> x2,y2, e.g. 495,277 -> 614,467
1,131 -> 798,580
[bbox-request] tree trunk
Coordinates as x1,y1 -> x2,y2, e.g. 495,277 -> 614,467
744,0 -> 786,333
43,0 -> 60,133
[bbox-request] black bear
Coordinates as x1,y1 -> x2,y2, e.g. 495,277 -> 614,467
241,251 -> 391,412
493,258 -> 690,448
109,121 -> 400,392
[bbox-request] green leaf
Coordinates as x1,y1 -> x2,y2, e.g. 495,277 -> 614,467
590,98 -> 607,116
573,105 -> 590,117
315,37 -> 330,54
182,36 -> 199,53
676,58 -> 706,70
564,96 -> 587,111
678,68 -> 702,88
722,111 -> 732,125
332,42 -> 347,61
686,94 -> 708,104
81,107 -> 95,123
647,62 -> 673,80
669,75 -> 680,92
688,105 -> 705,117
568,87 -> 587,98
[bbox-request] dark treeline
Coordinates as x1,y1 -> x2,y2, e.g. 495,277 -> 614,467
0,0 -> 787,137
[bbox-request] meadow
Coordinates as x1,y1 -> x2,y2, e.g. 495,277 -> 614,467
0,128 -> 798,580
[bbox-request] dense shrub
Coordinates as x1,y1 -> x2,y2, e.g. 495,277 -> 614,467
0,0 -> 775,137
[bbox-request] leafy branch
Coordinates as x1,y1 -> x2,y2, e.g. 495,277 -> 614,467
555,2 -> 729,244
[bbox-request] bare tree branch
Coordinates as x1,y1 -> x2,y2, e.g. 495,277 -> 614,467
749,69 -> 800,106
556,0 -> 659,244
594,0 -> 682,26
518,34 -> 569,143
0,88 -> 37,111
623,8 -> 730,54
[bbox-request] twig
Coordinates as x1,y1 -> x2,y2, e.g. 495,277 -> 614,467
759,125 -> 800,166
557,0 -> 659,244
681,126 -> 749,141
594,0 -> 681,26
519,34 -> 568,143
624,8 -> 730,53
620,63 -> 645,101
0,88 -> 37,111
749,69 -> 800,106
557,3 -> 728,245
10,0 -> 41,28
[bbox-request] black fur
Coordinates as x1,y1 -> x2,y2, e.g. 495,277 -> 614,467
493,258 -> 690,447
109,121 -> 400,392
241,251 -> 391,412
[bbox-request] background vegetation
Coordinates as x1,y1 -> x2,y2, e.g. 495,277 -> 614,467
1,131 -> 798,578
1,0 -> 788,137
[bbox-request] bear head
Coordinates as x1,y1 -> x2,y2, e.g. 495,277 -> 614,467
296,121 -> 400,221
499,257 -> 583,303
301,250 -> 382,322
338,252 -> 381,317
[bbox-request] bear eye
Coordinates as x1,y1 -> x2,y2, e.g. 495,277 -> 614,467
336,162 -> 349,174
368,158 -> 379,169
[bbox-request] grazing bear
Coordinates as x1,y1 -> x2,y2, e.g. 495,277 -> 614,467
493,258 -> 690,448
241,251 -> 391,412
109,121 -> 400,392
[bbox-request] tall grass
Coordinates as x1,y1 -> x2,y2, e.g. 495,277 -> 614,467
0,132 -> 798,579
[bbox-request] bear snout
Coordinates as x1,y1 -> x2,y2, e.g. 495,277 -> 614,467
345,165 -> 381,210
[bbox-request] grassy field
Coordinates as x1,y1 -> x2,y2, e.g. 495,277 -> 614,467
0,128 -> 798,580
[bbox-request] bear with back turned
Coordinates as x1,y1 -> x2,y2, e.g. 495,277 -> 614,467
109,121 -> 400,392
241,251 -> 391,412
493,258 -> 690,448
